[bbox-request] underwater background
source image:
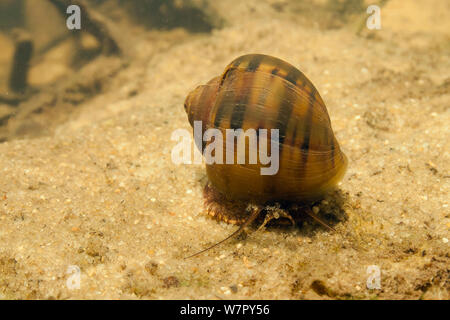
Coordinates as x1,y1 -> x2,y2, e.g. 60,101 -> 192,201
0,0 -> 448,299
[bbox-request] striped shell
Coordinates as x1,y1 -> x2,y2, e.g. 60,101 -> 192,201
184,54 -> 347,202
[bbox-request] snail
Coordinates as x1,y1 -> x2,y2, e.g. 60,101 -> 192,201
184,54 -> 347,258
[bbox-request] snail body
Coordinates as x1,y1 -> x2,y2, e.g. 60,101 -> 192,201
185,54 -> 347,202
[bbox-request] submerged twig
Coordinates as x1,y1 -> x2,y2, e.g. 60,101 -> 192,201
9,29 -> 33,95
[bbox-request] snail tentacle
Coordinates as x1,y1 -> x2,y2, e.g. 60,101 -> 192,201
185,204 -> 262,259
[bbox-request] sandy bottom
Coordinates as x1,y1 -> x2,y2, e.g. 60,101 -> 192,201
0,0 -> 448,299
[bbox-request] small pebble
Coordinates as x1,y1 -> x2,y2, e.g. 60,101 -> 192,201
163,276 -> 179,288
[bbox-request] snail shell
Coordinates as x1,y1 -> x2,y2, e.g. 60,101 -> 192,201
184,54 -> 347,202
